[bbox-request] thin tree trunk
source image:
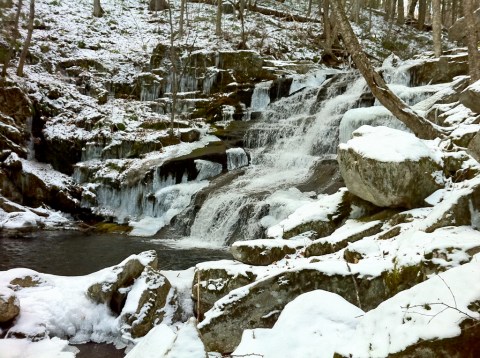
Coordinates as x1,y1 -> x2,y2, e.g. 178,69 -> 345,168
215,0 -> 222,36
179,0 -> 186,37
331,0 -> 447,140
167,0 -> 177,136
17,0 -> 34,77
397,0 -> 405,24
324,0 -> 333,53
407,0 -> 418,19
464,0 -> 480,83
307,0 -> 313,17
2,0 -> 23,78
432,0 -> 442,57
93,0 -> 104,17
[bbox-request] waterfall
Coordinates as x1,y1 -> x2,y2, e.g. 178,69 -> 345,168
184,70 -> 372,246
250,81 -> 272,112
227,148 -> 249,171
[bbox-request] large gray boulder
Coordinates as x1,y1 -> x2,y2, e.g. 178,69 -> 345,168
338,126 -> 445,209
0,287 -> 20,322
119,266 -> 172,338
87,250 -> 158,313
198,268 -> 386,353
449,9 -> 480,42
459,80 -> 480,114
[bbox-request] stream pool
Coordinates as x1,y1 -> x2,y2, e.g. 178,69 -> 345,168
0,229 -> 232,357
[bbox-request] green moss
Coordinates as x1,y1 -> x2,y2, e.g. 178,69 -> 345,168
383,262 -> 425,295
95,222 -> 132,234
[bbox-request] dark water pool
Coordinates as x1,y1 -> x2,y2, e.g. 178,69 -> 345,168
0,229 -> 232,357
0,230 -> 231,275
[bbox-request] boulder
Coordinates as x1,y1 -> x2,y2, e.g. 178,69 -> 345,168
468,131 -> 480,163
192,260 -> 258,319
305,220 -> 383,257
198,268 -> 386,353
338,126 -> 444,209
0,287 -> 20,322
0,86 -> 32,127
459,80 -> 480,114
180,129 -> 201,143
120,266 -> 172,338
408,55 -> 469,85
449,9 -> 480,42
231,238 -> 306,266
87,251 -> 158,313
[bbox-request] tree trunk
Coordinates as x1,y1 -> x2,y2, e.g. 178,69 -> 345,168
464,0 -> 480,83
407,0 -> 418,19
167,0 -> 177,136
93,0 -> 104,17
330,0 -> 447,140
307,0 -> 313,17
215,0 -> 222,36
351,0 -> 361,22
432,0 -> 442,57
2,0 -> 23,78
397,0 -> 405,24
417,0 -> 426,29
17,0 -> 34,77
179,0 -> 187,37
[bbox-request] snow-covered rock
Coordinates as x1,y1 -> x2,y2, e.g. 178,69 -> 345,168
0,287 -> 20,322
119,266 -> 173,339
338,126 -> 445,209
459,79 -> 480,114
231,238 -> 307,266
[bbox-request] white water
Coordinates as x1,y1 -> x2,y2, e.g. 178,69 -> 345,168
250,81 -> 271,112
185,70 -> 373,246
227,148 -> 249,171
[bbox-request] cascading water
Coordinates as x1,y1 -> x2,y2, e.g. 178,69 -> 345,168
183,70 -> 374,246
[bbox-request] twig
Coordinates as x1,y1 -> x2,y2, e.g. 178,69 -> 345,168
346,261 -> 362,310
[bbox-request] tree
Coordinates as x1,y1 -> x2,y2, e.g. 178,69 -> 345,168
417,0 -> 426,29
215,0 -> 222,36
179,0 -> 187,37
464,0 -> 480,83
432,0 -> 442,57
330,0 -> 447,140
93,0 -> 104,17
17,0 -> 34,77
397,0 -> 405,24
2,0 -> 23,78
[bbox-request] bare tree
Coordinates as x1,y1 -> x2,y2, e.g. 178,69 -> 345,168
330,0 -> 447,140
179,0 -> 187,37
167,0 -> 178,136
397,0 -> 405,24
464,0 -> 480,82
417,0 -> 426,29
17,0 -> 34,77
2,0 -> 23,78
215,0 -> 222,36
93,0 -> 104,17
432,0 -> 442,57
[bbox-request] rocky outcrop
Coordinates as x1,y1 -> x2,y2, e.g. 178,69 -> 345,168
119,266 -> 172,338
468,132 -> 480,163
0,287 -> 20,322
305,220 -> 383,257
87,250 -> 158,313
408,54 -> 469,85
449,9 -> 480,42
338,126 -> 444,209
231,238 -> 306,266
459,80 -> 480,114
192,261 -> 258,319
198,268 -> 386,353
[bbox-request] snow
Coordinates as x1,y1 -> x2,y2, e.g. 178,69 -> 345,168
339,125 -> 444,164
267,189 -> 347,239
0,337 -> 78,358
233,290 -> 364,358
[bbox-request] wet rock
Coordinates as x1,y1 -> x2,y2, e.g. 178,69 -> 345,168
198,268 -> 386,353
192,261 -> 258,319
180,129 -> 201,143
231,238 -> 305,266
338,126 -> 444,209
0,287 -> 20,322
87,251 -> 158,313
120,266 -> 172,338
459,80 -> 480,114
